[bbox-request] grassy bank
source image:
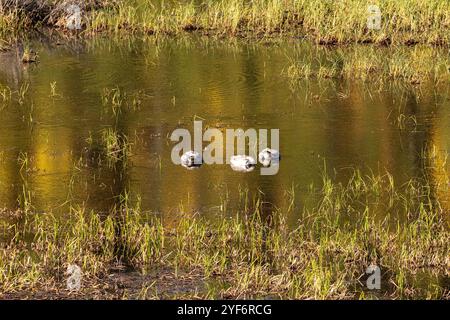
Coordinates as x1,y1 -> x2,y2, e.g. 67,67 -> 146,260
1,169 -> 448,299
1,0 -> 450,45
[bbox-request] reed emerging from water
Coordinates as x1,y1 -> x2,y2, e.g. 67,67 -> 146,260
284,45 -> 450,85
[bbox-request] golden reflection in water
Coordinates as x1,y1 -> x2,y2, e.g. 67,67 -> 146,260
0,37 -> 449,224
31,127 -> 73,209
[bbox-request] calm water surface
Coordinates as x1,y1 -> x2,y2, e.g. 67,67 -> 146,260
0,35 -> 449,224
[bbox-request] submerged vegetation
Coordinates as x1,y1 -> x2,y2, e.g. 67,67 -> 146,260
1,0 -> 450,45
0,167 -> 448,299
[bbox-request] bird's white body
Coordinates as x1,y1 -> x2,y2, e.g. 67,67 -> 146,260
258,148 -> 280,167
181,151 -> 202,169
230,155 -> 257,172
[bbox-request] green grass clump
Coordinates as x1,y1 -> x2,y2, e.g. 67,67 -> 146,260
0,9 -> 28,39
285,45 -> 450,85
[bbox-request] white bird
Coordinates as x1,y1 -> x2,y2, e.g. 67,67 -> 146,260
181,151 -> 203,169
258,148 -> 280,167
230,155 -> 256,172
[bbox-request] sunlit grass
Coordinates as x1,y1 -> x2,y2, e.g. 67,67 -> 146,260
0,166 -> 448,299
1,1 -> 450,44
83,0 -> 450,44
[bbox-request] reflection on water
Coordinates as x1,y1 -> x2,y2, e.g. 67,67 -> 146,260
0,36 -> 449,224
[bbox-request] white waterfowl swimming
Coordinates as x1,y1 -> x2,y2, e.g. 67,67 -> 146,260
181,151 -> 203,169
258,148 -> 280,167
230,155 -> 257,172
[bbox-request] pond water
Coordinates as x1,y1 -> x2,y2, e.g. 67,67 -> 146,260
0,35 -> 449,225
